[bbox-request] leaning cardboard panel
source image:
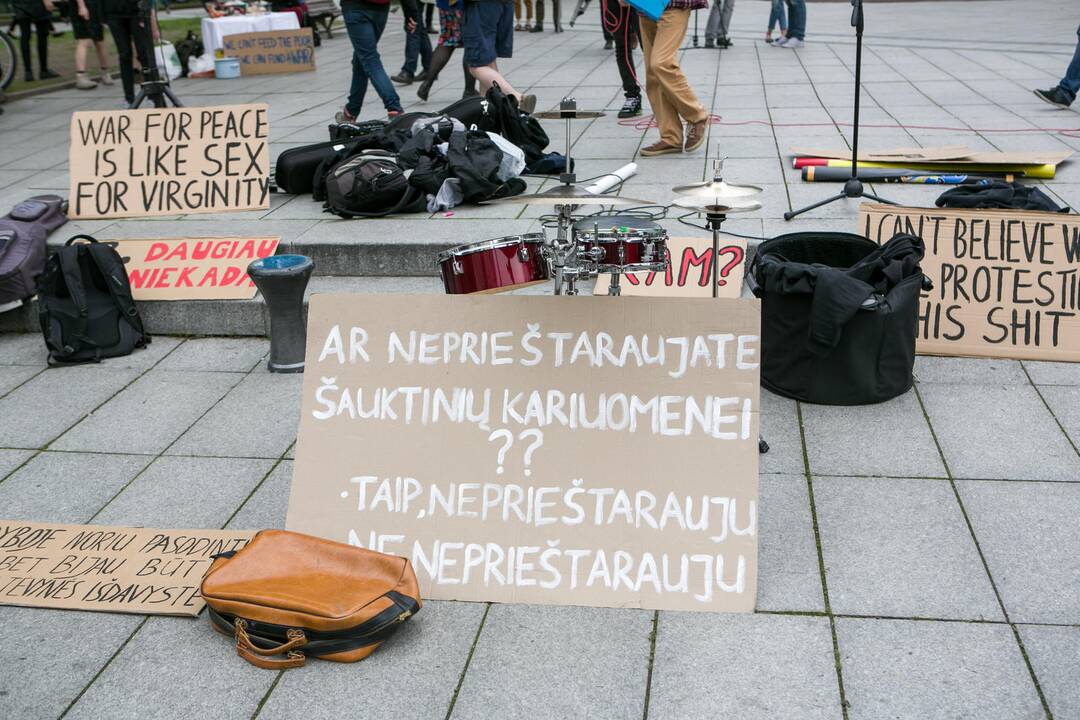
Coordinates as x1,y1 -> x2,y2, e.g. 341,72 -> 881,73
593,237 -> 747,298
222,28 -> 317,76
859,202 -> 1080,362
69,104 -> 270,219
0,522 -> 253,616
287,294 -> 761,613
112,236 -> 280,300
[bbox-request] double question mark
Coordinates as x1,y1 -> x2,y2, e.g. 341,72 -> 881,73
487,429 -> 544,476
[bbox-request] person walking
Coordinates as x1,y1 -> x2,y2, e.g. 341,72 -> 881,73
514,0 -> 532,31
12,0 -> 60,82
765,0 -> 785,44
1035,24 -> 1080,108
463,0 -> 536,111
601,0 -> 640,118
637,0 -> 709,156
773,0 -> 804,48
336,0 -> 404,122
71,0 -> 114,89
102,0 -> 151,106
393,0 -> 433,85
704,0 -> 734,49
530,0 -> 561,32
416,0 -> 478,100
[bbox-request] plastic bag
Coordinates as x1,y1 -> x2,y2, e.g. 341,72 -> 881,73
154,41 -> 183,81
187,52 -> 217,78
485,132 -> 526,181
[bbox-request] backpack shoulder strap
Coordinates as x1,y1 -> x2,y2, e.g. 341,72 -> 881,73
327,185 -> 427,219
56,245 -> 90,345
85,243 -> 148,343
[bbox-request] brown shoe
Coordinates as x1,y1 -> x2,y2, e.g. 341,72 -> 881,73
685,119 -> 708,152
640,141 -> 682,157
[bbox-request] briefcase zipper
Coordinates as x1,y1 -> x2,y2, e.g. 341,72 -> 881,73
212,592 -> 419,643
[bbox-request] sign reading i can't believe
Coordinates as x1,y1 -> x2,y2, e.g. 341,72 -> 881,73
859,202 -> 1080,362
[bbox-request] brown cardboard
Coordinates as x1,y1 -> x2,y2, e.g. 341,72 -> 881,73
0,522 -> 253,616
859,202 -> 1080,362
69,104 -> 270,219
112,237 -> 280,300
593,237 -> 747,298
287,294 -> 761,613
222,29 -> 317,76
792,145 -> 1073,167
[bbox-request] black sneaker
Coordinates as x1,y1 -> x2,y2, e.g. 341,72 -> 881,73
604,38 -> 614,50
1034,86 -> 1073,109
618,95 -> 642,119
391,70 -> 415,85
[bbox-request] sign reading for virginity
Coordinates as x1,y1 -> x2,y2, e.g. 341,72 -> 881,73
112,236 -> 280,300
860,202 -> 1080,362
0,522 -> 253,616
287,295 -> 761,613
69,104 -> 270,219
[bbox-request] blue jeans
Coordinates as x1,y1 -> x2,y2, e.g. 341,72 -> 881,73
403,11 -> 433,74
1058,24 -> 1080,104
784,0 -> 804,40
768,0 -> 786,32
343,7 -> 402,116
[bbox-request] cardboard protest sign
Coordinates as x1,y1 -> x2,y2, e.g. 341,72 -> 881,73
0,522 -> 253,616
69,104 -> 270,219
222,29 -> 317,75
287,295 -> 761,613
859,202 -> 1080,362
593,237 -> 747,298
112,236 -> 280,300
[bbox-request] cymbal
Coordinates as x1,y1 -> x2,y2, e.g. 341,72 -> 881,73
484,184 -> 653,207
671,179 -> 763,204
674,199 -> 762,214
533,110 -> 606,120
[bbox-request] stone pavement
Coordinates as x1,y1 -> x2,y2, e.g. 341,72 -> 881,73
2,0 -> 1080,718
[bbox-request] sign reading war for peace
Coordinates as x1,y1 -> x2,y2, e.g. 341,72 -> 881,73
0,522 -> 253,616
859,202 -> 1080,362
222,29 -> 317,76
69,103 -> 270,219
287,295 -> 761,613
593,237 -> 747,298
113,236 -> 280,300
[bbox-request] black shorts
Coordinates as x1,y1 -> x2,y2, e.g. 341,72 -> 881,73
70,0 -> 105,40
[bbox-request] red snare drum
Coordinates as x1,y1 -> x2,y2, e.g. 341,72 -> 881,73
437,234 -> 550,294
573,215 -> 668,272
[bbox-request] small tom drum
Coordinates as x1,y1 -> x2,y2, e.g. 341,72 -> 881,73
573,215 -> 668,272
437,234 -> 550,294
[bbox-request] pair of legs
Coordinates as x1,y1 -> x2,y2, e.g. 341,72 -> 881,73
1056,24 -> 1080,104
601,0 -> 639,99
343,6 -> 402,117
400,0 -> 432,76
639,9 -> 708,149
767,0 -> 786,37
784,0 -> 805,41
514,0 -> 532,27
16,17 -> 53,80
704,0 -> 734,42
463,0 -> 523,99
417,6 -> 477,101
532,0 -> 561,31
104,14 -> 151,103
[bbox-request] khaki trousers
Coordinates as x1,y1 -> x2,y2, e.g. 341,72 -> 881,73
639,9 -> 708,147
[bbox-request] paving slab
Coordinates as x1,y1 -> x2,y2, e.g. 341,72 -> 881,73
649,612 -> 841,720
1016,624 -> 1080,720
92,455 -> 275,528
802,391 -> 945,478
226,460 -> 292,530
51,369 -> 243,455
0,365 -> 39,397
452,603 -> 652,720
0,606 -> 142,720
0,366 -> 141,449
918,383 -> 1080,481
156,338 -> 270,373
815,476 -> 1002,621
0,448 -> 32,479
1032,384 -> 1080,457
758,390 -> 805,475
756,475 -> 823,613
0,451 -> 152,523
168,372 -> 302,459
958,480 -> 1080,624
914,356 -> 1027,385
836,617 -> 1043,720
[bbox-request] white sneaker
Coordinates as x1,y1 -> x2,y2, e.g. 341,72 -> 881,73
784,37 -> 804,48
99,72 -> 115,86
771,36 -> 789,47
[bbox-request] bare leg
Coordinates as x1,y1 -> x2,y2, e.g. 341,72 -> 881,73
75,38 -> 89,72
94,39 -> 110,71
469,61 -> 520,98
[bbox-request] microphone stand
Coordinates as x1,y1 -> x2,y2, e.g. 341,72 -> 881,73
783,0 -> 892,220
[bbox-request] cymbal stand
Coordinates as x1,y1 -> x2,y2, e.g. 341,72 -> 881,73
705,207 -> 727,299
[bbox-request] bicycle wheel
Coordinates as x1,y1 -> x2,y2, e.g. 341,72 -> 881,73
0,31 -> 16,90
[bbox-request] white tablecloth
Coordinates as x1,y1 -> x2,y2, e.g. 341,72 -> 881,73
200,13 -> 302,55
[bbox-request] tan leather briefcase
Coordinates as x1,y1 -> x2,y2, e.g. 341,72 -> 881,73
200,530 -> 422,669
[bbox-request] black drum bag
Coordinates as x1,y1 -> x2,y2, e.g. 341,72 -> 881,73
748,232 -> 929,406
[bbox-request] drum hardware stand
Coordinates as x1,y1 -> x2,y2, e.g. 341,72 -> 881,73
131,0 -> 182,108
783,0 -> 893,221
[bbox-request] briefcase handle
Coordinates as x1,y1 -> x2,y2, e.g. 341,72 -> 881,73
234,619 -> 308,670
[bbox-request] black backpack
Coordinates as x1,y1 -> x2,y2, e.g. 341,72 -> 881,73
0,195 -> 68,305
323,151 -> 427,218
174,31 -> 204,78
37,235 -> 150,366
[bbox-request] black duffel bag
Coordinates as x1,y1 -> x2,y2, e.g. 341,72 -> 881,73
747,231 -> 929,406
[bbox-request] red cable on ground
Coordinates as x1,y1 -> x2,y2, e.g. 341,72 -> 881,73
617,114 -> 1080,139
